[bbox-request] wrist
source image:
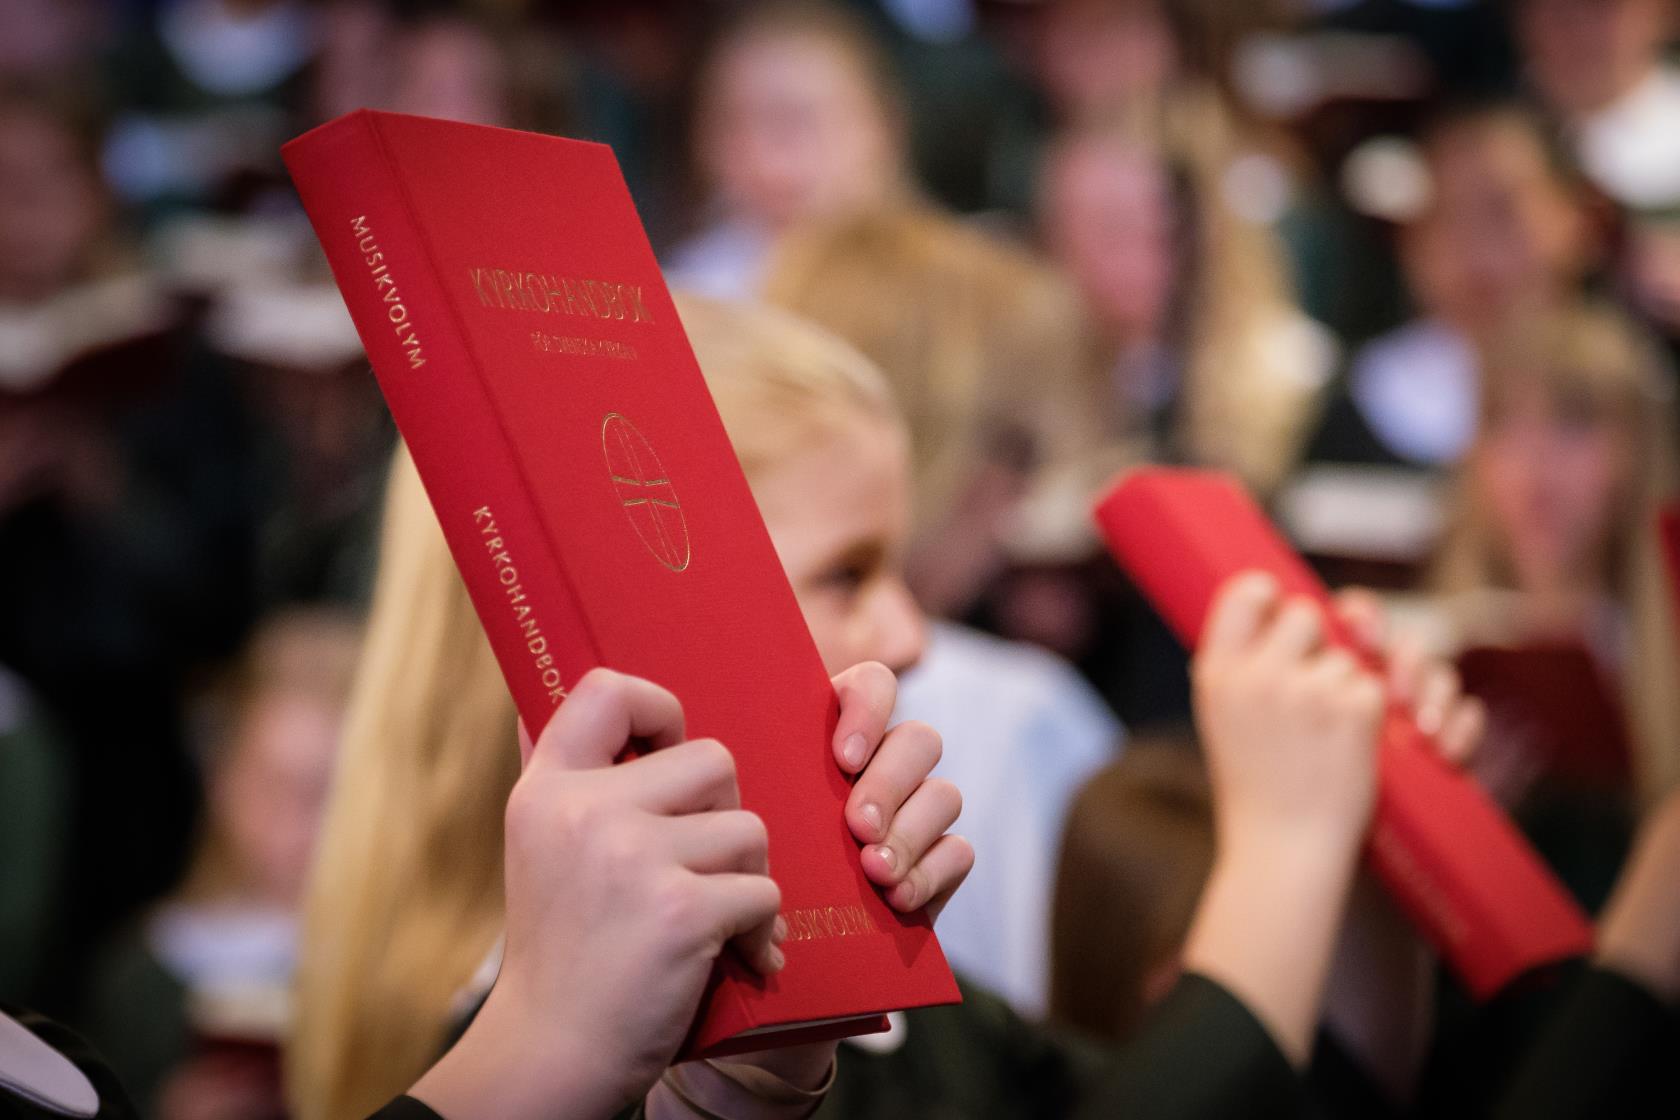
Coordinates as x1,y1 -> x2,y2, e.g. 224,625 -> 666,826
1183,820 -> 1364,1068
724,1043 -> 837,1091
410,985 -> 624,1120
1217,811 -> 1365,889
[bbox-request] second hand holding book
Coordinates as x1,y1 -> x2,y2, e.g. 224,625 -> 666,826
282,109 -> 958,1059
1095,467 -> 1595,1000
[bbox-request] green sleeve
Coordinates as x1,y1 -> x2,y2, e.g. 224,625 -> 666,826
0,699 -> 71,1003
1073,973 -> 1303,1120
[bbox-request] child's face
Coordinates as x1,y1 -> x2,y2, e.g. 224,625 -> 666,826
1405,122 -> 1582,333
751,414 -> 925,677
700,30 -> 898,231
0,107 -> 104,302
216,692 -> 343,907
1517,0 -> 1670,114
1035,0 -> 1178,121
388,20 -> 508,127
1043,141 -> 1176,342
1473,386 -> 1632,593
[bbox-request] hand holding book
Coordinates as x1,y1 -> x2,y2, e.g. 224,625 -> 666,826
1185,574 -> 1485,1066
411,664 -> 969,1120
1095,468 -> 1594,999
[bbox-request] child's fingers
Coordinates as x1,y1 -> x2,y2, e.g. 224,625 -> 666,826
1254,596 -> 1325,664
1332,587 -> 1387,656
888,834 -> 975,923
1412,663 -> 1462,739
659,809 -> 771,875
532,669 -> 686,772
1385,634 -> 1429,709
1200,572 -> 1280,659
846,720 -> 942,846
1436,697 -> 1487,768
830,661 -> 898,775
616,738 -> 742,814
860,778 -> 962,890
701,873 -> 785,977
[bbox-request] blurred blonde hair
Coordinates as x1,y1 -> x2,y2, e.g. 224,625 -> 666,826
288,295 -> 899,1120
1044,113 -> 1331,495
1432,302 -> 1680,803
764,204 -> 1099,534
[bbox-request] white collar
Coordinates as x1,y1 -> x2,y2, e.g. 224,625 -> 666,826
0,1012 -> 99,1118
1576,65 -> 1680,210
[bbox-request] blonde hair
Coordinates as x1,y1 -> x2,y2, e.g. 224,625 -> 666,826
1433,303 -> 1680,803
288,295 -> 900,1119
764,205 -> 1099,531
1043,114 -> 1330,495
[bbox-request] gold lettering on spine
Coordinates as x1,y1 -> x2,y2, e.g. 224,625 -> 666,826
350,215 -> 425,369
473,506 -> 568,704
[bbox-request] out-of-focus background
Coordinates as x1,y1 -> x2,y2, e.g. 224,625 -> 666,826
2,0 -> 1678,1116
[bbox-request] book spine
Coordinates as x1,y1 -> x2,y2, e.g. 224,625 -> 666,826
283,113 -> 598,733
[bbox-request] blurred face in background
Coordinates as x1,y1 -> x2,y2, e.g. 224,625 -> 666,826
1035,0 -> 1179,121
1404,118 -> 1585,336
1473,383 -> 1633,598
0,104 -> 105,303
1516,0 -> 1671,116
698,26 -> 901,231
215,689 -> 344,907
388,17 -> 509,127
751,411 -> 925,677
1041,137 -> 1178,345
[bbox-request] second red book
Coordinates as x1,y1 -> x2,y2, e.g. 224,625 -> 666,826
1094,467 -> 1594,1000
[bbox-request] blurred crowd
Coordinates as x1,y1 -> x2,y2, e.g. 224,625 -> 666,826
3,0 -> 1679,1116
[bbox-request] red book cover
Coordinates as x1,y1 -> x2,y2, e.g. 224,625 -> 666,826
1659,503 -> 1680,655
282,109 -> 958,1057
1456,644 -> 1632,789
1094,467 -> 1593,999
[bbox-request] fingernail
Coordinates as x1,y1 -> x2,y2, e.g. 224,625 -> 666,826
842,733 -> 868,770
1417,702 -> 1445,737
872,844 -> 895,873
860,803 -> 883,835
772,916 -> 789,944
891,880 -> 917,910
768,945 -> 785,972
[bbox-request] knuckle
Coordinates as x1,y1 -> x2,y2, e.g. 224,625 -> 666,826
651,872 -> 704,932
926,777 -> 962,816
858,660 -> 898,708
571,668 -> 623,706
736,810 -> 770,851
896,866 -> 926,909
688,738 -> 737,783
757,875 -> 783,916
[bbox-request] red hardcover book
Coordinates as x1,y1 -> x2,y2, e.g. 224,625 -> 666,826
282,109 -> 958,1057
1456,644 -> 1632,789
1093,467 -> 1593,999
1659,504 -> 1680,656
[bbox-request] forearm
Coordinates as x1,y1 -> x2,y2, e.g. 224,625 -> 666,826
408,988 -> 628,1120
1181,823 -> 1362,1068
